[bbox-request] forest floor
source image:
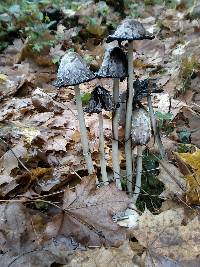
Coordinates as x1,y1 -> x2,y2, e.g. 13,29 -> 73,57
0,1 -> 200,266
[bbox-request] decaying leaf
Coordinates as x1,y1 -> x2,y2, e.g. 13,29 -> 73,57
176,149 -> 200,204
0,141 -> 27,176
64,241 -> 137,267
132,208 -> 200,263
0,203 -> 71,267
157,160 -> 186,198
48,175 -> 131,246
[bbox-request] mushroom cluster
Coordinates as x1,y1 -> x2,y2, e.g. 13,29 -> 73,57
54,18 -> 163,202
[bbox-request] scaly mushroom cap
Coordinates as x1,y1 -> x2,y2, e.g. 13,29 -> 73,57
132,108 -> 151,145
133,78 -> 163,103
54,52 -> 95,87
84,86 -> 113,114
97,46 -> 128,79
107,19 -> 154,43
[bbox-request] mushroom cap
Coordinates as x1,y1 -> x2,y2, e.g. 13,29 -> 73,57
107,19 -> 154,42
54,52 -> 95,87
84,86 -> 113,114
131,108 -> 151,146
97,46 -> 128,78
133,78 -> 163,103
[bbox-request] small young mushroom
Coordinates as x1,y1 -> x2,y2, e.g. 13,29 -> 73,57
107,19 -> 154,194
84,86 -> 112,185
133,78 -> 165,159
54,52 -> 95,174
131,107 -> 151,203
97,46 -> 128,189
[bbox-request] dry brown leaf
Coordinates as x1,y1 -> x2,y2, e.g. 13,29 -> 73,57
132,208 -> 200,263
32,88 -> 63,112
0,63 -> 34,100
64,241 -> 138,267
135,38 -> 165,66
179,106 -> 200,147
157,160 -> 186,198
0,203 -> 70,267
45,135 -> 68,152
48,175 -> 131,246
0,142 -> 27,176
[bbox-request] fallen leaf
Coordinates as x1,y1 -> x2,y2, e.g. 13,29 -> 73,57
133,208 -> 200,262
0,203 -> 70,267
175,149 -> 200,204
157,160 -> 186,198
45,135 -> 68,152
71,130 -> 81,143
49,175 -> 131,246
0,142 -> 27,176
179,106 -> 200,147
64,241 -> 137,267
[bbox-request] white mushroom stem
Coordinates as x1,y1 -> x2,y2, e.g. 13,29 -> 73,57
125,41 -> 134,195
98,112 -> 109,185
74,85 -> 94,174
112,78 -> 122,190
147,94 -> 165,159
133,145 -> 144,204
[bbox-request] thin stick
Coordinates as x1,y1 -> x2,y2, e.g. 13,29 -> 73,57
125,41 -> 134,195
74,85 -> 94,174
147,94 -> 165,159
98,112 -> 108,184
133,145 -> 143,203
112,78 -> 122,189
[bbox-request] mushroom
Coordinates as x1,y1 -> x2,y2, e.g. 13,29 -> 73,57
131,107 -> 151,203
84,86 -> 112,185
97,46 -> 128,189
54,52 -> 95,174
107,19 -> 154,194
133,78 -> 165,159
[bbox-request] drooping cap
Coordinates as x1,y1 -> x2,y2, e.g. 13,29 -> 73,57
97,46 -> 128,79
54,52 -> 95,87
107,19 -> 154,43
84,86 -> 112,114
133,78 -> 163,103
131,108 -> 151,146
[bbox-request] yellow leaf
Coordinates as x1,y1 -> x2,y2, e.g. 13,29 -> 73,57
71,130 -> 80,143
176,149 -> 200,204
31,167 -> 53,181
185,174 -> 200,204
0,74 -> 8,83
177,149 -> 200,172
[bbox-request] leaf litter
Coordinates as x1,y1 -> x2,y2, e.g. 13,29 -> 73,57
0,0 -> 200,266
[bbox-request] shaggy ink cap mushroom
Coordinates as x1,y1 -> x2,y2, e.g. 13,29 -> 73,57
84,86 -> 112,114
97,46 -> 128,79
133,78 -> 163,103
54,52 -> 95,88
131,108 -> 151,146
106,19 -> 154,43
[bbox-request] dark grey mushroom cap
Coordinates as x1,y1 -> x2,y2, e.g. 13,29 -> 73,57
96,46 -> 128,79
84,86 -> 113,114
106,19 -> 154,43
54,52 -> 95,87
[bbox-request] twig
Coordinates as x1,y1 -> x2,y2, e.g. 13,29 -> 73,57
70,167 -> 82,180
